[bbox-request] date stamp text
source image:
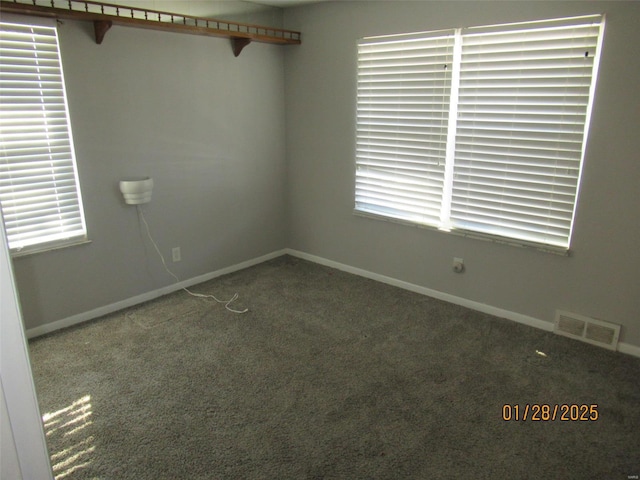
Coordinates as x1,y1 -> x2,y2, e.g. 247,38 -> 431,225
502,404 -> 599,421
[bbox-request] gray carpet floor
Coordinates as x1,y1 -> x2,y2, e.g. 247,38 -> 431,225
28,255 -> 640,479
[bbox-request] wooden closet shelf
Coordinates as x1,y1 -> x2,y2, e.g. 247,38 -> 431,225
0,0 -> 301,56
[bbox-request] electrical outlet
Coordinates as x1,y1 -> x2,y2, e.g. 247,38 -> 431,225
172,247 -> 181,262
453,257 -> 464,273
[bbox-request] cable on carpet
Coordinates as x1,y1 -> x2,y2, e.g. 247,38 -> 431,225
137,205 -> 248,314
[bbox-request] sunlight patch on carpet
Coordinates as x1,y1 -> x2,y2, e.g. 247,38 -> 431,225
42,395 -> 94,479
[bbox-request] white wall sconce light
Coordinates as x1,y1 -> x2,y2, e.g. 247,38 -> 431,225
119,177 -> 153,204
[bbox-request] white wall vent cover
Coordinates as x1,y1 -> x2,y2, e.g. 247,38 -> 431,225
554,310 -> 620,351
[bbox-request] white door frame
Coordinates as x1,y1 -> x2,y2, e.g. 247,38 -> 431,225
0,211 -> 53,479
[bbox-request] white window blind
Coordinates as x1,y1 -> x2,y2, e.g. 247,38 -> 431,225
356,30 -> 455,226
355,15 -> 604,252
0,19 -> 87,253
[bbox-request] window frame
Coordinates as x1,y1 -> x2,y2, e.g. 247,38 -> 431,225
354,15 -> 605,254
0,15 -> 88,256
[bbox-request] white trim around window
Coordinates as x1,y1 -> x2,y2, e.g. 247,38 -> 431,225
0,16 -> 88,256
355,15 -> 605,253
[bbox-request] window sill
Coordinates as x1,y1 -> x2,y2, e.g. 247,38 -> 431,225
10,238 -> 92,258
353,210 -> 571,257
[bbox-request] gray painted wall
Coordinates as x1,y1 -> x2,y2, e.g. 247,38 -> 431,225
283,1 -> 640,347
12,19 -> 287,330
9,1 -> 640,351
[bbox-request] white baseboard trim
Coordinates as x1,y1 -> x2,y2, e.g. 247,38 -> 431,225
25,249 -> 287,339
618,342 -> 640,358
26,247 -> 640,359
285,249 -> 553,332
